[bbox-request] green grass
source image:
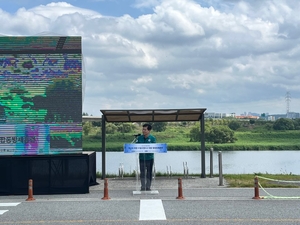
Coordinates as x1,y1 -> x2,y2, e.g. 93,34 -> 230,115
83,127 -> 300,151
96,172 -> 300,188
224,174 -> 300,188
235,131 -> 300,144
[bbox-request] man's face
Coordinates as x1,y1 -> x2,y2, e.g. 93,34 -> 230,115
142,126 -> 150,136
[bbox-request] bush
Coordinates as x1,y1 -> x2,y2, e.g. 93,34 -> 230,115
206,126 -> 237,144
273,118 -> 294,130
228,120 -> 241,130
152,122 -> 168,132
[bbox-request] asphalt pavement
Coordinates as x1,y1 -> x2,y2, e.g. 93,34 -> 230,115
1,176 -> 300,225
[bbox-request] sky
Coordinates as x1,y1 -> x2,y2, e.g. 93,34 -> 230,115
0,0 -> 299,116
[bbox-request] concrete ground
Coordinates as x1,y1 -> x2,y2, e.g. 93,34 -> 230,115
1,176 -> 300,225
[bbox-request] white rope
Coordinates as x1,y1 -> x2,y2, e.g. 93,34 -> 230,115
256,175 -> 300,184
257,178 -> 300,199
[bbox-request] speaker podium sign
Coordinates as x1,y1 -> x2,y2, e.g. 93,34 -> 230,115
124,143 -> 167,153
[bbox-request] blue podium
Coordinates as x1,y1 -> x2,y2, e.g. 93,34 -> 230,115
123,143 -> 167,195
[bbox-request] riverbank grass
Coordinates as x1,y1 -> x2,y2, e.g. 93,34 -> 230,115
96,172 -> 300,188
83,129 -> 300,151
224,174 -> 300,188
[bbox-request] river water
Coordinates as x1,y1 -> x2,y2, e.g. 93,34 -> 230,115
96,151 -> 300,175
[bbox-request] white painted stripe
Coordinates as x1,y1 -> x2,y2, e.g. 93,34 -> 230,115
139,199 -> 166,221
0,210 -> 9,215
0,203 -> 21,207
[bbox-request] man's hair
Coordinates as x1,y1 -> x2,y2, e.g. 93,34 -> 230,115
143,123 -> 152,131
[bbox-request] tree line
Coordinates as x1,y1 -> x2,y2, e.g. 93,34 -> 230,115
83,112 -> 300,144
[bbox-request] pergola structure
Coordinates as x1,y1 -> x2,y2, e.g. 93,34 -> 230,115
99,108 -> 207,178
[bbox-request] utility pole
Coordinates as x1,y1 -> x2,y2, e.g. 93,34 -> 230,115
285,91 -> 291,118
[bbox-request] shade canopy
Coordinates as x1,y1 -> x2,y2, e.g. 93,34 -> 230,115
100,108 -> 207,122
99,108 -> 207,179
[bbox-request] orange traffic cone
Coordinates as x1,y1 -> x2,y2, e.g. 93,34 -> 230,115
176,178 -> 185,200
26,179 -> 35,201
101,178 -> 111,200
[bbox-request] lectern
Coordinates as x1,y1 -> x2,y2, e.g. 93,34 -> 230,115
124,142 -> 167,195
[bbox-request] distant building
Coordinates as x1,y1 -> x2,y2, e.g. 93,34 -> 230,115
205,112 -> 235,118
235,115 -> 259,119
287,112 -> 300,119
205,111 -> 300,121
268,112 -> 300,121
267,114 -> 286,121
247,112 -> 260,117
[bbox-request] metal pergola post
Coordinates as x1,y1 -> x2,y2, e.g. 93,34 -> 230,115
101,115 -> 106,179
200,114 -> 206,178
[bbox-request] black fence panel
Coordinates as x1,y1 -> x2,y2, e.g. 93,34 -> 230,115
0,159 -> 11,195
84,151 -> 97,186
0,152 -> 95,195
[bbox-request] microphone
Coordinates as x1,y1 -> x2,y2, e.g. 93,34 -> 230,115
133,134 -> 141,137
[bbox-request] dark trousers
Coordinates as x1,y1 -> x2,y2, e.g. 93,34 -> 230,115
139,159 -> 154,189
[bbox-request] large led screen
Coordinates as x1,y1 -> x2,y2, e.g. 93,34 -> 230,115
0,36 -> 82,155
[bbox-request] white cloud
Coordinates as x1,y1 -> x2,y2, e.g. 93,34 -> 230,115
28,2 -> 102,21
133,0 -> 162,9
1,0 -> 300,116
